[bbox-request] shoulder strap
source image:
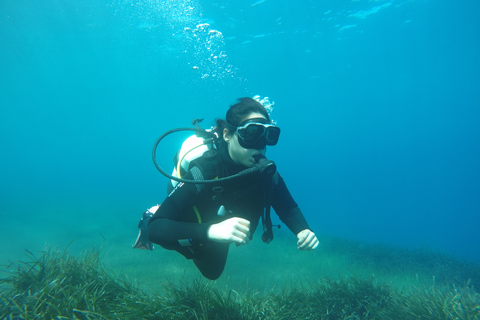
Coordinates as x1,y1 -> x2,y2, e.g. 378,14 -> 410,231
189,149 -> 222,180
189,166 -> 205,193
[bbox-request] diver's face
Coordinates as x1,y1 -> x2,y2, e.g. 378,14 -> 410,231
224,112 -> 266,168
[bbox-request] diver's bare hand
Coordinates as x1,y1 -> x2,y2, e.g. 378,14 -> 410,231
208,217 -> 251,245
297,229 -> 319,250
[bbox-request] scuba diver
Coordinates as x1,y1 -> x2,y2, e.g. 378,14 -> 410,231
134,97 -> 319,280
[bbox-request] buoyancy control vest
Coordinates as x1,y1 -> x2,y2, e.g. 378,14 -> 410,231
153,119 -> 278,243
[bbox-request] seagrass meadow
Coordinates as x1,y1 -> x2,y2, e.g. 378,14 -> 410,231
1,235 -> 479,320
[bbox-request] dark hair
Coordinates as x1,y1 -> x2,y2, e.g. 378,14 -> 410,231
215,97 -> 270,132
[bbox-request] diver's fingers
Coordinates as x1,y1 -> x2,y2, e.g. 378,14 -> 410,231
308,236 -> 319,250
232,228 -> 250,244
234,218 -> 251,240
297,229 -> 318,250
235,219 -> 250,233
208,217 -> 251,244
237,218 -> 250,228
296,229 -> 310,246
233,218 -> 250,243
297,233 -> 313,249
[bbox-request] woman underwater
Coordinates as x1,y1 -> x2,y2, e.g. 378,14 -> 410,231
146,97 -> 318,280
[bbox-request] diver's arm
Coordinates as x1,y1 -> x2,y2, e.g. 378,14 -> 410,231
271,173 -> 319,250
148,216 -> 211,247
271,174 -> 311,234
280,207 -> 311,235
279,206 -> 319,250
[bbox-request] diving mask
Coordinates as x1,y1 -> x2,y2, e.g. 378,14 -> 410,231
234,118 -> 281,150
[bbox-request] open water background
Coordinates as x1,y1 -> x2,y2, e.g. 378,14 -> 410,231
1,0 -> 479,273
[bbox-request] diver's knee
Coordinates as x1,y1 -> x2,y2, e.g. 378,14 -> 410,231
197,266 -> 223,280
193,258 -> 225,280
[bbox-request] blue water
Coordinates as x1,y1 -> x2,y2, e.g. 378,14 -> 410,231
1,0 -> 479,265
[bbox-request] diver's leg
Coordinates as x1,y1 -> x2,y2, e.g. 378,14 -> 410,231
148,217 -> 230,279
193,243 -> 230,280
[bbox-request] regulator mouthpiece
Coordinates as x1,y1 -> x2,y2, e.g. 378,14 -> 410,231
253,154 -> 277,176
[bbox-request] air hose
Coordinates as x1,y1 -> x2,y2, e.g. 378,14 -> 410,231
152,127 -> 276,184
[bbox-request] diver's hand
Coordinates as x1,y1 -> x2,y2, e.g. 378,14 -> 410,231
297,229 -> 319,250
207,217 -> 251,245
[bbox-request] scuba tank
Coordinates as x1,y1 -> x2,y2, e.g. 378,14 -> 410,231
171,130 -> 213,189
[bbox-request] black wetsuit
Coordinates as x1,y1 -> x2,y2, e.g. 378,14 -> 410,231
148,141 -> 311,280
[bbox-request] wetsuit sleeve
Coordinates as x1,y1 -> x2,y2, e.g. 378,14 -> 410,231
271,173 -> 312,235
147,172 -> 211,247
